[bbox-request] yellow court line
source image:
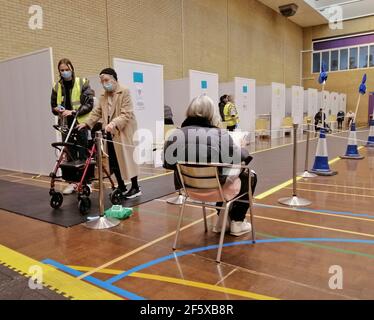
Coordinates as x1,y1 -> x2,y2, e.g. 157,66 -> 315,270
70,266 -> 278,301
255,155 -> 342,200
255,215 -> 374,238
0,245 -> 122,300
255,177 -> 303,200
77,211 -> 217,280
287,187 -> 374,199
298,182 -> 374,192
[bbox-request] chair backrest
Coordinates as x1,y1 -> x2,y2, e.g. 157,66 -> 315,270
256,119 -> 268,131
176,163 -> 227,202
282,117 -> 293,127
328,115 -> 336,122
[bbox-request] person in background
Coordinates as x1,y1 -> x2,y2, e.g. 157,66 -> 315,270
219,95 -> 229,122
51,58 -> 94,195
346,110 -> 355,129
314,108 -> 326,132
337,110 -> 345,131
77,68 -> 142,199
164,105 -> 174,125
223,95 -> 240,131
163,95 -> 255,237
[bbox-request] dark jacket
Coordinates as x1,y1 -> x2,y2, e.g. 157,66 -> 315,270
219,102 -> 226,121
51,77 -> 94,118
163,116 -> 252,186
337,111 -> 345,121
314,111 -> 326,125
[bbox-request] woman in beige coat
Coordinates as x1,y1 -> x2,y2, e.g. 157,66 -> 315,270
78,68 -> 141,199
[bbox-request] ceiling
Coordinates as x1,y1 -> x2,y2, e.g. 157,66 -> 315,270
257,0 -> 374,27
305,0 -> 374,21
257,0 -> 329,27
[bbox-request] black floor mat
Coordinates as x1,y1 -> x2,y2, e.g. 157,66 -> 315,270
0,174 -> 175,228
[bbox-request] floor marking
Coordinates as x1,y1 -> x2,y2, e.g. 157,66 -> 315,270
70,265 -> 277,300
298,181 -> 374,192
104,238 -> 374,285
255,177 -> 302,200
42,259 -> 145,300
255,203 -> 374,222
286,187 -> 374,199
255,215 -> 374,238
0,245 -> 122,300
77,211 -> 217,280
214,268 -> 237,286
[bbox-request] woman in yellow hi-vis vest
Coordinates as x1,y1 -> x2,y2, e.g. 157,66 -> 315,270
51,58 -> 94,195
223,95 -> 240,131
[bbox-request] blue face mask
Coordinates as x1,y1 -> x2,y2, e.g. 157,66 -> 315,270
103,82 -> 114,92
61,71 -> 72,80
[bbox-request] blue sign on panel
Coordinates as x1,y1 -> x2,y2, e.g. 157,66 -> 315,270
201,81 -> 208,89
133,72 -> 144,84
243,85 -> 248,93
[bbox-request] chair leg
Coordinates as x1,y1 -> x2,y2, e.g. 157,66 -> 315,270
248,198 -> 256,245
173,200 -> 186,250
216,202 -> 230,263
202,204 -> 208,233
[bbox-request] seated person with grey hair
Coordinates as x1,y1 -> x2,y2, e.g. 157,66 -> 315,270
163,95 -> 256,236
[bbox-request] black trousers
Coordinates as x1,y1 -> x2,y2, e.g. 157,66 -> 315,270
337,120 -> 343,130
217,170 -> 257,222
165,118 -> 174,125
106,133 -> 126,190
227,125 -> 236,132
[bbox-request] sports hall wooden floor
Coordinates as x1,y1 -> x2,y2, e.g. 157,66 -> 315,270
0,130 -> 373,300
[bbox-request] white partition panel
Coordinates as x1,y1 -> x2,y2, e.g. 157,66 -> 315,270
291,86 -> 304,125
113,58 -> 164,165
305,88 -> 318,117
220,78 -> 256,142
189,70 -> 219,106
164,70 -> 219,127
0,48 -> 55,175
271,83 -> 286,139
164,78 -> 189,127
339,93 -> 347,113
330,92 -> 340,116
318,90 -> 330,112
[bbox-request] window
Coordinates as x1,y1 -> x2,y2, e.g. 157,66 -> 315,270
313,52 -> 321,73
370,45 -> 374,67
322,51 -> 330,71
340,49 -> 348,70
331,50 -> 339,71
359,46 -> 369,68
349,47 -> 358,69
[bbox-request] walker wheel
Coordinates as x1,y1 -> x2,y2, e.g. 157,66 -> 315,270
78,197 -> 91,215
50,192 -> 63,209
110,189 -> 123,205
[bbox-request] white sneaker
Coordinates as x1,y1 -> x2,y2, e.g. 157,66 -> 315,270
230,219 -> 252,237
63,183 -> 77,195
212,212 -> 231,233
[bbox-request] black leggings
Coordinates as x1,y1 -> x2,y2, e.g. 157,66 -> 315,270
106,133 -> 126,190
217,170 -> 257,222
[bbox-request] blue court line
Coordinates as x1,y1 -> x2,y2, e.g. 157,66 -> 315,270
104,238 -> 374,285
255,203 -> 374,219
42,259 -> 145,300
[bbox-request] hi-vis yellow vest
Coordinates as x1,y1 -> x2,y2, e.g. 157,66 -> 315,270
223,102 -> 239,127
55,77 -> 90,124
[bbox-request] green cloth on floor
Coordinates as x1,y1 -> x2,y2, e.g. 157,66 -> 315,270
105,206 -> 133,220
